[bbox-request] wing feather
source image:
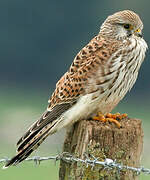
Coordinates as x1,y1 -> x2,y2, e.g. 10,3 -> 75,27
49,35 -> 119,108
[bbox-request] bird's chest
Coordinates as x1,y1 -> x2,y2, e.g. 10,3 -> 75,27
91,44 -> 145,114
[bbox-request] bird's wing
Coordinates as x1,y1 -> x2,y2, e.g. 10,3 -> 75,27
49,35 -> 120,108
4,35 -> 120,168
16,35 -> 120,152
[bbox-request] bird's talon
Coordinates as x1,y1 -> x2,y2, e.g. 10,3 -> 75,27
92,112 -> 128,128
106,118 -> 121,128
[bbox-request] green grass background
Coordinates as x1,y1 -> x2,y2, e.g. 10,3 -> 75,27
0,88 -> 149,180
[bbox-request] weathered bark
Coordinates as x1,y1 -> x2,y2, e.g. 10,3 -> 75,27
59,117 -> 143,180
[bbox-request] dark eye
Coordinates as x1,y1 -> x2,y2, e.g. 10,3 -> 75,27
123,24 -> 130,29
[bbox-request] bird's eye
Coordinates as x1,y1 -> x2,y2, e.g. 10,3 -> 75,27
123,24 -> 130,29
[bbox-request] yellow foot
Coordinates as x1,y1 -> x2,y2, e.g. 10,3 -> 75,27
92,112 -> 128,128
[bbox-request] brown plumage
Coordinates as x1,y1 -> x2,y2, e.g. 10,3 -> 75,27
4,10 -> 147,168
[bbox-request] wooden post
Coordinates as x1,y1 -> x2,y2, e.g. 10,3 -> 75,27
59,117 -> 143,180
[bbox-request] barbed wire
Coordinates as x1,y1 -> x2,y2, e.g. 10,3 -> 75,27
1,152 -> 150,176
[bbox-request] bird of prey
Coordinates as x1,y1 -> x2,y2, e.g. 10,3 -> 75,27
4,10 -> 147,168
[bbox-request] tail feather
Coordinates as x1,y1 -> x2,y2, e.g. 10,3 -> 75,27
17,103 -> 71,148
3,103 -> 72,168
17,128 -> 41,152
4,122 -> 55,168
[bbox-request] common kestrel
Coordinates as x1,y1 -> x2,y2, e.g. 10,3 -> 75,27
4,10 -> 147,168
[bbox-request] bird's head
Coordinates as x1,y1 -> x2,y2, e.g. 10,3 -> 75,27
100,10 -> 143,40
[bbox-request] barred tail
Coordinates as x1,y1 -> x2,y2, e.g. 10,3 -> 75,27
3,120 -> 57,168
3,103 -> 71,168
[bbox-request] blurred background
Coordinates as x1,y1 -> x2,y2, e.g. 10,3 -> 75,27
0,0 -> 149,179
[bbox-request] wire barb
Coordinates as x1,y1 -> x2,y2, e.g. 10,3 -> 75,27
1,153 -> 150,176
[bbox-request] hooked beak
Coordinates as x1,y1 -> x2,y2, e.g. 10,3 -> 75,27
134,28 -> 142,38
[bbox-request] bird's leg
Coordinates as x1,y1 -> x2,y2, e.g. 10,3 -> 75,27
92,112 -> 127,128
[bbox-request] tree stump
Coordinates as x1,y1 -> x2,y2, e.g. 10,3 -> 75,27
59,117 -> 143,180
